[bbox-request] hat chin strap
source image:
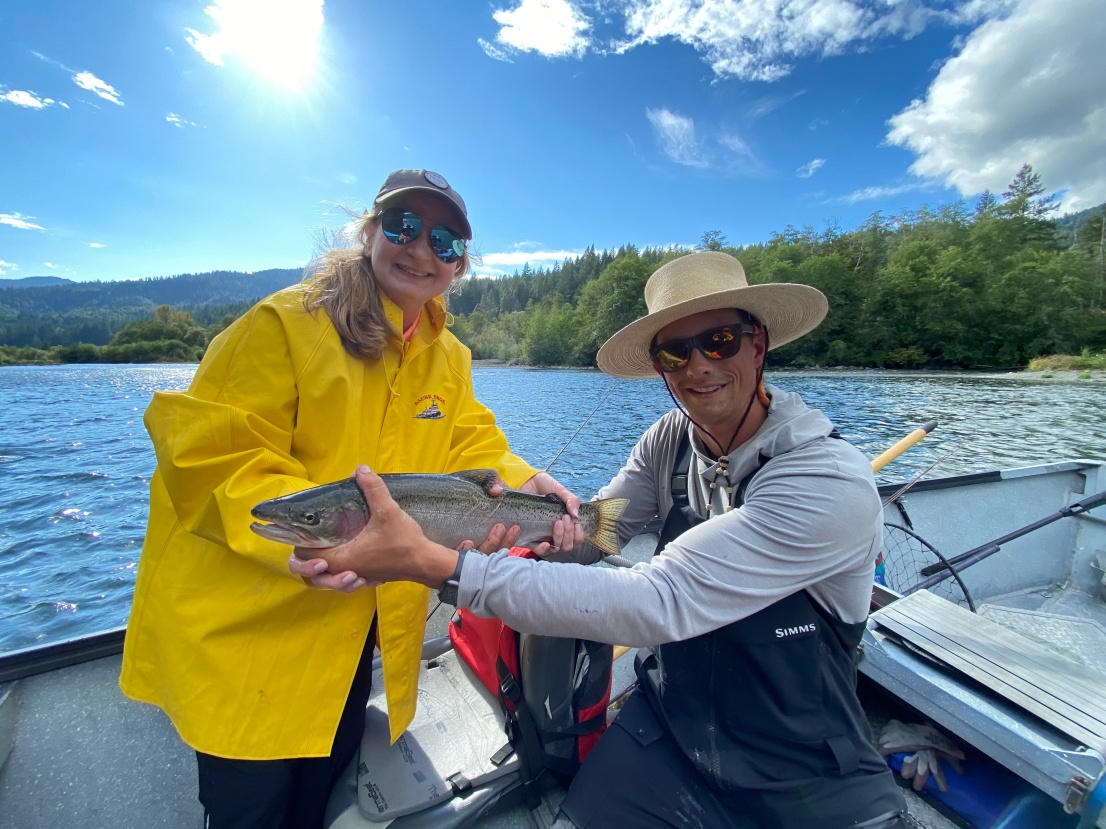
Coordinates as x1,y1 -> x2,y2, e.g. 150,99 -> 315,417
664,365 -> 764,459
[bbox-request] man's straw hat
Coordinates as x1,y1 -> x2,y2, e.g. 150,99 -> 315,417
596,251 -> 828,378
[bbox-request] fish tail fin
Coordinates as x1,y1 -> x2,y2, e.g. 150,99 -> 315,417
584,497 -> 629,556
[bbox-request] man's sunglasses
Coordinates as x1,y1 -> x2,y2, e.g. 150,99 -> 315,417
380,208 -> 467,264
649,323 -> 754,373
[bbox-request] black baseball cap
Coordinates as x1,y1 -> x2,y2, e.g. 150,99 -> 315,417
373,169 -> 471,240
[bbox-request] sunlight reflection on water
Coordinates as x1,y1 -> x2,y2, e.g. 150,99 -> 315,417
1,364 -> 1103,653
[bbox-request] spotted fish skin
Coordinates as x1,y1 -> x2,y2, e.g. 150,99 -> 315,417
250,469 -> 628,556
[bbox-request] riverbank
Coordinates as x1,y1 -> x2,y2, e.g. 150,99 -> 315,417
989,368 -> 1105,383
471,359 -> 1106,383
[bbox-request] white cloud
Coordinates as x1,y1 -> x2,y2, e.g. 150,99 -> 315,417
488,0 -> 591,58
645,108 -> 759,171
166,112 -> 198,128
617,0 -> 934,82
1,88 -> 57,109
478,38 -> 515,63
472,246 -> 584,277
482,1 -> 1027,84
886,0 -> 1106,211
647,108 -> 709,168
73,71 -> 123,105
0,261 -> 17,276
89,242 -> 105,248
747,91 -> 806,120
481,249 -> 581,267
797,158 -> 826,178
43,262 -> 56,269
837,182 -> 930,204
718,131 -> 761,173
0,213 -> 46,231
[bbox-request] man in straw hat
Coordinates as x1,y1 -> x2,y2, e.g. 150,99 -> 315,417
294,251 -> 908,827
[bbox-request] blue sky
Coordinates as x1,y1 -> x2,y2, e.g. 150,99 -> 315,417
2,0 -> 1103,283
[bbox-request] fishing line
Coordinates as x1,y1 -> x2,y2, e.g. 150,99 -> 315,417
881,442 -> 967,507
423,386 -> 620,615
542,386 -> 617,473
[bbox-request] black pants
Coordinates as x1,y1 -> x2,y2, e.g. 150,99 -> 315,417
197,624 -> 376,829
558,690 -> 907,829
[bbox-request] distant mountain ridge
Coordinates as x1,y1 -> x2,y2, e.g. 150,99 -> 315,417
0,268 -> 303,348
0,276 -> 75,289
0,268 -> 302,316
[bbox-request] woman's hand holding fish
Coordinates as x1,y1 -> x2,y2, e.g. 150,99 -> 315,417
520,471 -> 585,555
287,553 -> 372,592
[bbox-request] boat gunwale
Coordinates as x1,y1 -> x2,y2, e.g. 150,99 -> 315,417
0,628 -> 125,685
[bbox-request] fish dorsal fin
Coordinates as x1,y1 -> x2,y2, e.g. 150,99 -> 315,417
451,469 -> 501,493
540,493 -> 562,505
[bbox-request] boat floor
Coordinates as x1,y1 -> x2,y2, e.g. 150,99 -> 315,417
2,576 -> 1102,827
979,591 -> 1106,675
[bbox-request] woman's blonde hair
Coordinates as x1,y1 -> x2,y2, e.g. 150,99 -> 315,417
302,203 -> 471,361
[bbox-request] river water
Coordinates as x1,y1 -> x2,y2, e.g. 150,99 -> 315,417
1,364 -> 1104,654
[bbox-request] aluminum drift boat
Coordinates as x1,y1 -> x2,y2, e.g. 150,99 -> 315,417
1,458 -> 1104,828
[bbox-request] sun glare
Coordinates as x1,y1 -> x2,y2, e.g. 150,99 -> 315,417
187,0 -> 324,91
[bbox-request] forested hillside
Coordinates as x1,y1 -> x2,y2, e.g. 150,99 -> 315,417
450,167 -> 1105,369
3,166 -> 1103,369
0,268 -> 300,347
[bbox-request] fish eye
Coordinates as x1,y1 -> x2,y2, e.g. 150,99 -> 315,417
302,511 -> 319,525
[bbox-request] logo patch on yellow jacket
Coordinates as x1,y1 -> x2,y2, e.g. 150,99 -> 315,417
414,394 -> 446,420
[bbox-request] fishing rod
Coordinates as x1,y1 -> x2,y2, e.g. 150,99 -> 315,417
881,442 -> 965,508
871,420 -> 938,473
914,488 -> 1106,590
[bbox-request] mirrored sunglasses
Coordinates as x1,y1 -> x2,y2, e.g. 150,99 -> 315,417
649,323 -> 754,373
380,208 -> 467,264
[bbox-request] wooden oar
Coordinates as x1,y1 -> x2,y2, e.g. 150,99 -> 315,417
610,422 -> 939,663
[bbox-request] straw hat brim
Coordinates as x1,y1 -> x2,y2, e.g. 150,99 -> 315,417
596,283 -> 828,378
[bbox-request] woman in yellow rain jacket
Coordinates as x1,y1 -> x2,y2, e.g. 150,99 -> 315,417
120,169 -> 580,828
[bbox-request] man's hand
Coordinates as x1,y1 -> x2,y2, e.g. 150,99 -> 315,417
520,471 -> 585,556
288,466 -> 457,589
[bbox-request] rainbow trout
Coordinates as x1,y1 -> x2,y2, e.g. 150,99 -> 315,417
250,469 -> 628,556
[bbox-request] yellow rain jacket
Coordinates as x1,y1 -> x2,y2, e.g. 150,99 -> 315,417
120,286 -> 537,759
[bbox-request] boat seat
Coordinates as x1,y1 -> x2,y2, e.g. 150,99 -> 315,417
351,648 -> 520,823
862,589 -> 1106,826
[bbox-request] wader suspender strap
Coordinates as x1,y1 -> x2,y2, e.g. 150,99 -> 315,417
496,655 -> 545,809
497,656 -> 608,788
667,426 -> 845,523
670,430 -> 695,511
669,429 -> 773,514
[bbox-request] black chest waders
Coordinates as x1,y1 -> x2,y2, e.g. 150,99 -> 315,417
635,430 -> 905,826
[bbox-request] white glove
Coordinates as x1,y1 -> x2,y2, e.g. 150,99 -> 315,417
879,720 -> 965,792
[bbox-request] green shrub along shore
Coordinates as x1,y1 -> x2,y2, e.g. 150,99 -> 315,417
0,306 -> 227,366
3,165 -> 1104,372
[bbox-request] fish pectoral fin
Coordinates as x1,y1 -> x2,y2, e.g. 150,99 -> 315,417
583,497 -> 630,557
451,469 -> 502,493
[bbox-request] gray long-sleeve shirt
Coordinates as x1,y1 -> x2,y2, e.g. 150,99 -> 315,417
458,385 -> 882,647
